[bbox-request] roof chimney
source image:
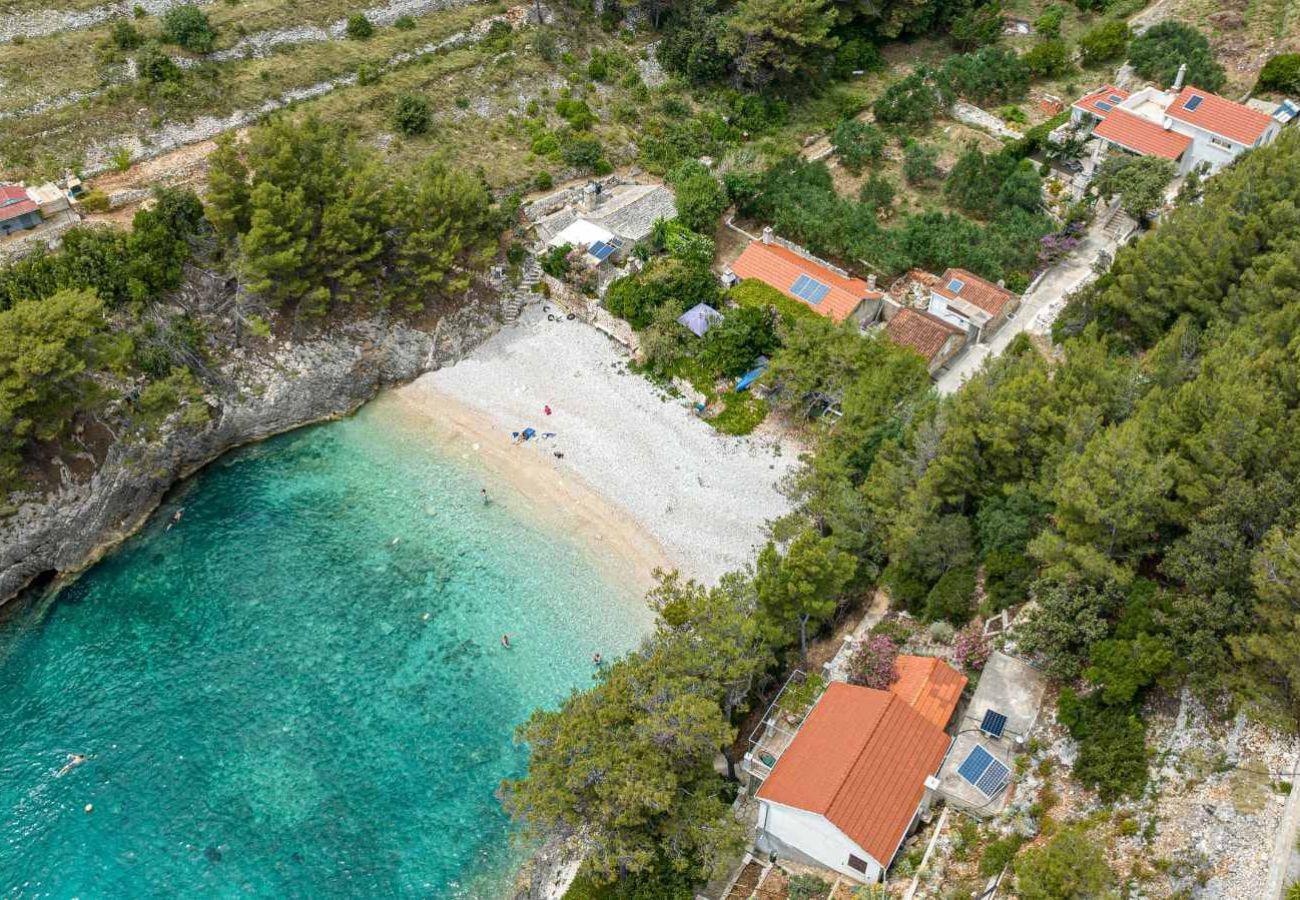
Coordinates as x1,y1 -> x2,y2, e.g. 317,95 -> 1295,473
867,274 -> 877,290
761,226 -> 773,245
1173,63 -> 1187,90
996,278 -> 1006,289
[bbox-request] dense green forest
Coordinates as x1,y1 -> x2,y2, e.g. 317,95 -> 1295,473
504,131 -> 1300,895
0,118 -> 502,490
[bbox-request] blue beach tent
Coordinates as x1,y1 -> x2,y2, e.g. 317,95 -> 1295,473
677,304 -> 723,337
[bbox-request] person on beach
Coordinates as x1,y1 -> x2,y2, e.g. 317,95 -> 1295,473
544,405 -> 552,416
501,634 -> 511,650
56,754 -> 87,777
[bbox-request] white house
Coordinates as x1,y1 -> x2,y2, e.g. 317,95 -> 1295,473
1069,73 -> 1281,175
752,659 -> 966,883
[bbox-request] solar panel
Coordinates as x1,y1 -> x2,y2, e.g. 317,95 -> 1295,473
980,709 -> 1008,738
957,745 -> 993,784
790,274 -> 831,305
1184,95 -> 1204,111
1095,101 -> 1112,112
976,758 -> 1011,796
589,241 -> 616,261
957,745 -> 1010,797
946,278 -> 965,293
1107,94 -> 1123,103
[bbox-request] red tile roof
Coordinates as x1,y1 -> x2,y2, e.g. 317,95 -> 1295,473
890,656 -> 968,730
885,308 -> 965,362
756,682 -> 952,866
732,241 -> 880,324
1072,85 -> 1130,119
1092,108 -> 1192,160
0,184 -> 37,223
933,268 -> 1016,317
1165,86 -> 1274,146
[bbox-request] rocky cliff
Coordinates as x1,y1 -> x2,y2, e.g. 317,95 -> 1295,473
0,300 -> 502,608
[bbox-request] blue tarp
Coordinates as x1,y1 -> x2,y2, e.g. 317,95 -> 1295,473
735,356 -> 770,392
677,303 -> 723,337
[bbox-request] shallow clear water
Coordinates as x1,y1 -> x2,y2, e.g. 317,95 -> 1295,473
0,402 -> 651,898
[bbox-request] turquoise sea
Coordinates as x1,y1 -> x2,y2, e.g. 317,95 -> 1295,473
0,400 -> 653,898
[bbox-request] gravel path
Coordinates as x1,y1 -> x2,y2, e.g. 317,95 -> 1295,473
406,305 -> 798,585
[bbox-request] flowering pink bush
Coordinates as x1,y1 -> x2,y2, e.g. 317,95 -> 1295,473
952,622 -> 991,672
848,634 -> 900,689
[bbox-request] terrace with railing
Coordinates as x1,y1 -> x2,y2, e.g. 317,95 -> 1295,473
740,670 -> 825,792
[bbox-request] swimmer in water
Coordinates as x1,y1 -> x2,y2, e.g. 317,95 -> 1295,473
167,508 -> 184,531
592,653 -> 602,666
481,488 -> 489,505
501,634 -> 511,650
56,754 -> 87,777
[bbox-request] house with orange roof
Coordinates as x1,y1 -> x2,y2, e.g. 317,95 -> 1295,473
728,229 -> 884,327
1067,68 -> 1280,175
750,657 -> 967,883
884,309 -> 966,374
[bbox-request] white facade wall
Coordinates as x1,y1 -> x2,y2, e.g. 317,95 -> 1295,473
757,800 -> 885,883
1165,117 -> 1282,173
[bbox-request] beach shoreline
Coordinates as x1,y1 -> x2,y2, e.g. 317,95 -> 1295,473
394,304 -> 800,589
377,386 -> 673,599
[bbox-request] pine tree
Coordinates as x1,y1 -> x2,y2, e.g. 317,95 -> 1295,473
721,0 -> 838,88
205,133 -> 251,247
239,183 -> 316,311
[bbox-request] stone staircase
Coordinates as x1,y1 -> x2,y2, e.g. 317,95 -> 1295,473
1102,203 -> 1138,241
499,256 -> 543,325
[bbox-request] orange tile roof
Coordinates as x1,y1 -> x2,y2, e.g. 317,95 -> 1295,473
885,308 -> 965,362
1092,109 -> 1192,160
933,268 -> 1016,317
732,241 -> 880,324
890,656 -> 968,730
1072,85 -> 1130,119
756,682 -> 952,866
1165,86 -> 1274,146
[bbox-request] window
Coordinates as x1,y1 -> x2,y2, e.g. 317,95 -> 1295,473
1107,94 -> 1123,103
848,854 -> 869,874
1210,136 -> 1233,150
1183,94 -> 1204,111
946,278 -> 965,293
1095,101 -> 1113,112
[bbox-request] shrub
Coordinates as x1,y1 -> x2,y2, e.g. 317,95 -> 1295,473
729,279 -> 817,329
980,833 -> 1025,876
605,257 -> 720,329
555,98 -> 597,130
79,190 -> 111,213
560,132 -> 603,170
356,62 -> 380,85
924,565 -> 978,624
873,70 -> 951,126
1056,688 -> 1149,800
952,622 -> 991,671
1023,40 -> 1070,78
137,43 -> 181,82
1014,827 -> 1116,899
788,874 -> 830,900
699,305 -> 777,377
345,13 -> 375,40
111,20 -> 143,50
711,391 -> 769,435
831,120 -> 885,173
859,174 -> 896,211
394,14 -> 416,30
1078,20 -> 1130,67
1128,21 -> 1225,91
1258,53 -> 1300,94
1033,5 -> 1065,39
533,171 -> 553,190
392,94 -> 432,135
833,37 -> 884,78
674,173 -> 727,234
929,621 -> 955,644
109,146 -> 133,173
530,130 -> 560,156
941,47 -> 1031,105
161,5 -> 216,53
950,1 -> 1005,50
903,141 -> 940,185
847,634 -> 900,689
